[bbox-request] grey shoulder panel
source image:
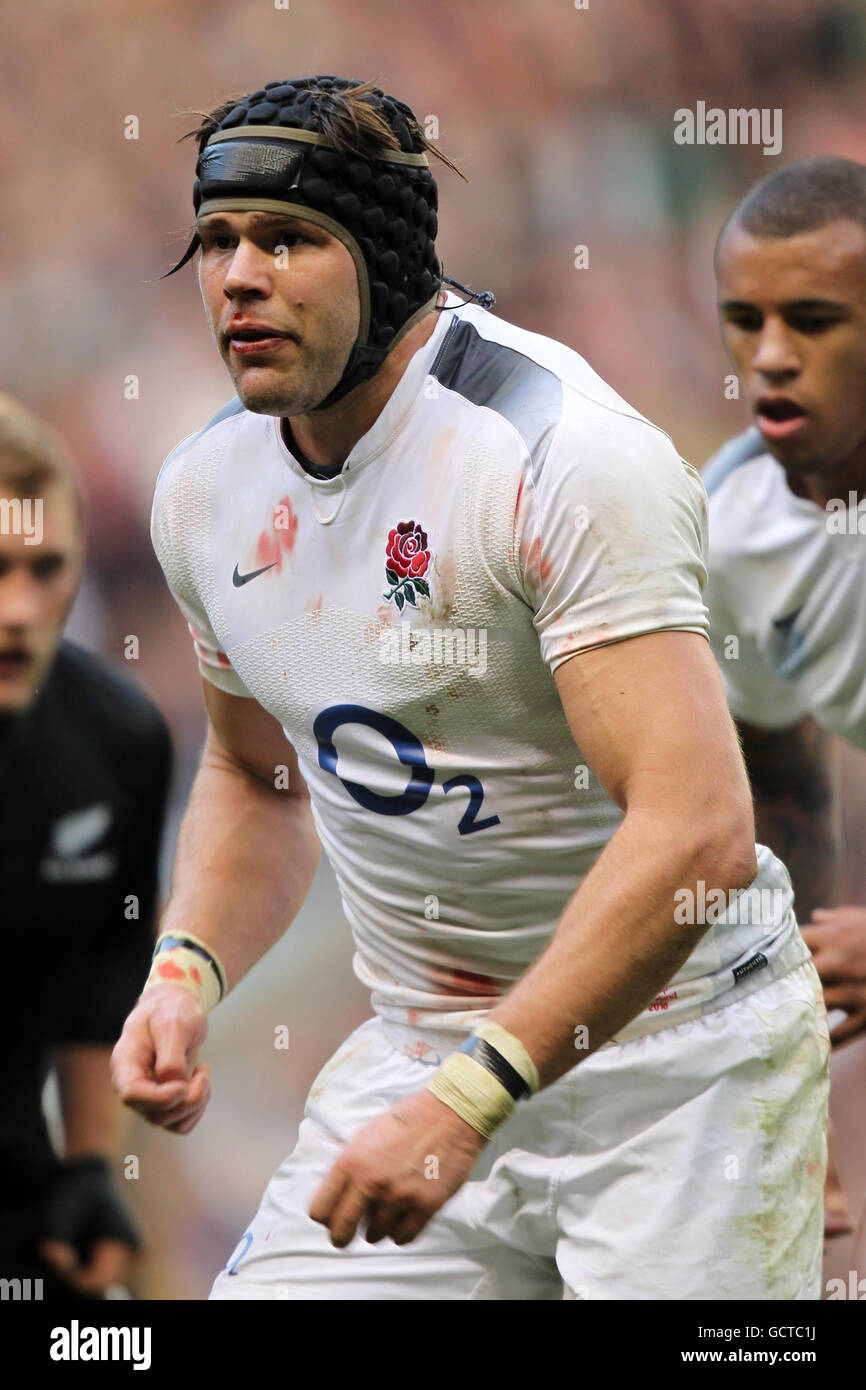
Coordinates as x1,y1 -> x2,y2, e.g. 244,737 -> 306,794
430,318 -> 563,480
160,396 -> 246,478
701,426 -> 765,496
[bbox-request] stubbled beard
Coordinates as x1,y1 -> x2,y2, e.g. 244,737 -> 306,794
227,348 -> 349,416
238,378 -> 330,416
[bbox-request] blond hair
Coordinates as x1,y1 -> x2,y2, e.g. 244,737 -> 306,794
0,394 -> 82,518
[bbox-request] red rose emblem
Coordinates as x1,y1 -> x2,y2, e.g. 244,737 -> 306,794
386,521 -> 430,579
383,520 -> 432,610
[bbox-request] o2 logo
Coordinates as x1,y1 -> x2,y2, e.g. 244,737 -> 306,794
313,704 -> 500,835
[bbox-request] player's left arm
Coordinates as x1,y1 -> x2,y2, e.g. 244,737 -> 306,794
734,720 -> 866,1045
310,627 -> 759,1249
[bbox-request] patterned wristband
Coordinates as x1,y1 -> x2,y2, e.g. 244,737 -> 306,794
154,933 -> 227,1000
142,934 -> 228,1014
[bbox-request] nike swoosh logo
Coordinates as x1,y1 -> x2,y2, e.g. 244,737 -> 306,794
233,562 -> 278,587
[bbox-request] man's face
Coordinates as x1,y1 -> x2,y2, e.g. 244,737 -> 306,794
716,218 -> 866,477
197,209 -> 361,415
0,479 -> 82,712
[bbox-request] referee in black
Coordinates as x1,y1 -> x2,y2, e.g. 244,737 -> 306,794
0,394 -> 172,1299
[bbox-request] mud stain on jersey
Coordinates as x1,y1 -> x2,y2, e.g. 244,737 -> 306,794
423,553 -> 457,623
363,603 -> 393,643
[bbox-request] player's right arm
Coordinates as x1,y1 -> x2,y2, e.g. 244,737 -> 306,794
739,714 -> 856,1230
110,680 -> 321,1134
735,712 -> 841,920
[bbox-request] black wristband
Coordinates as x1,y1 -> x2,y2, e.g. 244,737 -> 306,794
458,1034 -> 530,1101
154,935 -> 225,1000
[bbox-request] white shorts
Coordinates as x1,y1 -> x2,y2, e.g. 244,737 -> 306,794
209,959 -> 830,1301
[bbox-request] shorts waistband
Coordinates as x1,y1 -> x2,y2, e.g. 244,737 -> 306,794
380,1019 -> 472,1067
380,931 -> 812,1067
604,930 -> 811,1048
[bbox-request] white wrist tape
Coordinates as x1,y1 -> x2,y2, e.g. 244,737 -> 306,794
142,933 -> 227,1015
426,1051 -> 516,1139
426,1021 -> 541,1139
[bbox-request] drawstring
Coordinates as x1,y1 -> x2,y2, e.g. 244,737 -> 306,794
439,274 -> 496,310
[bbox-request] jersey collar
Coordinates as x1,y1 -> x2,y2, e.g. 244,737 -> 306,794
272,299 -> 459,488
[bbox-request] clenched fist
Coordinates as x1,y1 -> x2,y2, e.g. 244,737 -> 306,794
111,983 -> 211,1134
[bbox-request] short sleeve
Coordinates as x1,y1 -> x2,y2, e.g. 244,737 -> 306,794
704,550 -> 805,731
151,451 -> 254,698
518,389 -> 711,671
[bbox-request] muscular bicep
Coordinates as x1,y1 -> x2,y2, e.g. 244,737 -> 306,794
553,630 -> 753,834
201,678 -> 309,799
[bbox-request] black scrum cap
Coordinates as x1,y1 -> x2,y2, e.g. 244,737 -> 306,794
167,76 -> 443,409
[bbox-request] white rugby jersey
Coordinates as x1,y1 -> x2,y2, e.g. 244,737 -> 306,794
152,301 -> 806,1038
704,429 -> 866,750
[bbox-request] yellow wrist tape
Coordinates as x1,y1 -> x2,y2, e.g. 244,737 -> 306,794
142,937 -> 226,1015
426,1051 -> 516,1140
473,1020 -> 540,1095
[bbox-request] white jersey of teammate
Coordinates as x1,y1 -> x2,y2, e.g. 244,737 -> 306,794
704,428 -> 866,750
152,298 -> 805,1040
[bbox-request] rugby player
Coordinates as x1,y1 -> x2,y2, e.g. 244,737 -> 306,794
112,77 -> 829,1300
0,395 -> 172,1296
705,157 -> 866,1235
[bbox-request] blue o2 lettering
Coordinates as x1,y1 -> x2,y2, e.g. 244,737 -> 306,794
443,774 -> 501,835
314,704 -> 434,815
313,704 -> 499,834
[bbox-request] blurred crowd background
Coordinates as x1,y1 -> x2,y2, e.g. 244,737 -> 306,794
5,0 -> 866,1297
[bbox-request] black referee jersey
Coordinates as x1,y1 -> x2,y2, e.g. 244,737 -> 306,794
0,639 -> 172,1242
